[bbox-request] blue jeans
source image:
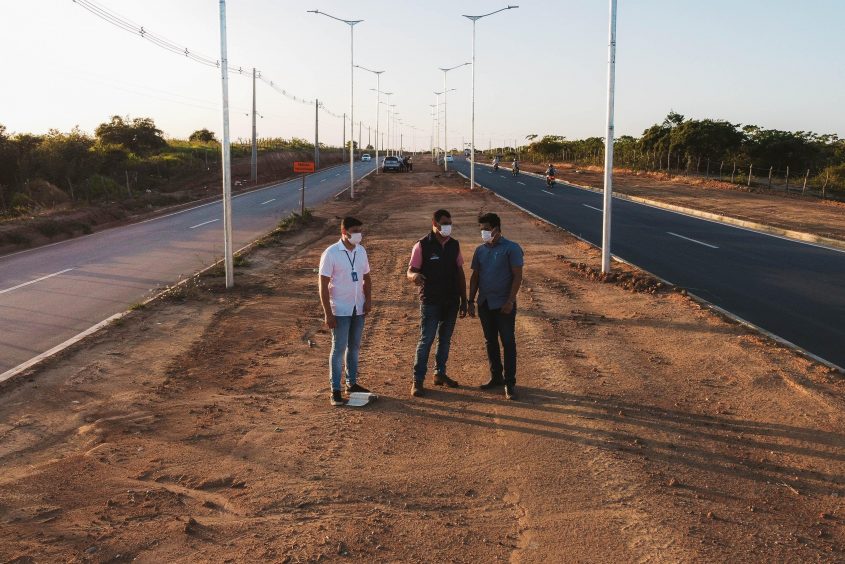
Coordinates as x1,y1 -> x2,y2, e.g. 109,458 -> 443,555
478,301 -> 517,385
330,312 -> 365,391
413,300 -> 459,382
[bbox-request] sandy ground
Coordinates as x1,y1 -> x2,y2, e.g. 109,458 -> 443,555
515,161 -> 845,242
1,161 -> 844,563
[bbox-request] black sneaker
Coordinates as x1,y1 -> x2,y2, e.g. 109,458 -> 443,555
330,390 -> 346,406
346,383 -> 370,394
480,377 -> 505,390
433,374 -> 459,388
504,384 -> 517,400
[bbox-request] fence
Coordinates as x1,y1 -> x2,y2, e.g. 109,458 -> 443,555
517,147 -> 844,203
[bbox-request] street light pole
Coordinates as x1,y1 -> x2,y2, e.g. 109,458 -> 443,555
251,67 -> 258,184
308,9 -> 362,198
601,0 -> 618,274
429,104 -> 436,160
358,67 -> 386,173
218,0 -> 234,289
463,5 -> 518,189
439,63 -> 471,171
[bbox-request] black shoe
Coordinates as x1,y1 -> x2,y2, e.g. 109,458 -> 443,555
433,374 -> 459,388
504,384 -> 517,400
330,390 -> 346,406
411,381 -> 425,397
480,378 -> 505,390
345,383 -> 370,394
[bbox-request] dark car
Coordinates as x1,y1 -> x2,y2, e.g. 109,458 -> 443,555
382,156 -> 402,173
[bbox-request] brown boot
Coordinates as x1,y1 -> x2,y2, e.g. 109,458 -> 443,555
433,374 -> 459,388
411,380 -> 425,397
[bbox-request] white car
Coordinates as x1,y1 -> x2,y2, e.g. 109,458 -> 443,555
445,154 -> 454,163
361,154 -> 371,161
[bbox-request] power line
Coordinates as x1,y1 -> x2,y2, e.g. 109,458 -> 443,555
72,0 -> 359,126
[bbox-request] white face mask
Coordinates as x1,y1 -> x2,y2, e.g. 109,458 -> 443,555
348,232 -> 363,245
481,230 -> 493,243
438,224 -> 452,237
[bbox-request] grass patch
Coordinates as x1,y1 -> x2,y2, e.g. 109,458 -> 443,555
35,220 -> 62,239
1,231 -> 31,246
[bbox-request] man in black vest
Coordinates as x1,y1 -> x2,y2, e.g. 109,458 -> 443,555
407,209 -> 468,397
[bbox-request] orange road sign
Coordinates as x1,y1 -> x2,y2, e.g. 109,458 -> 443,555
293,161 -> 315,173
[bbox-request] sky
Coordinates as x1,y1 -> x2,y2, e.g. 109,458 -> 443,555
2,0 -> 844,151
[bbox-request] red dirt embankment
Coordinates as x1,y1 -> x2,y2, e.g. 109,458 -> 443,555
513,160 -> 845,242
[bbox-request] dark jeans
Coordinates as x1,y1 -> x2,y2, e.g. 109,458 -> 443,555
478,301 -> 517,385
413,299 -> 459,382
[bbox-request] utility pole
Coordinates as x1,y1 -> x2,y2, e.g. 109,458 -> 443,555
314,99 -> 320,168
601,0 -> 617,274
219,0 -> 234,289
343,113 -> 346,162
358,120 -> 362,160
251,67 -> 258,184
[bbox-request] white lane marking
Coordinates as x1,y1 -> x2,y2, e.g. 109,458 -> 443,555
667,231 -> 719,249
517,181 -> 526,185
583,204 -> 602,212
335,173 -> 341,176
542,190 -> 554,195
320,178 -> 327,183
260,198 -> 276,205
0,268 -> 75,295
188,219 -> 220,229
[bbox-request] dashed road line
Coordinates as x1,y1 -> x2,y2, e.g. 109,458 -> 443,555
260,198 -> 276,205
667,231 -> 719,249
583,204 -> 602,212
0,268 -> 75,295
188,219 -> 220,229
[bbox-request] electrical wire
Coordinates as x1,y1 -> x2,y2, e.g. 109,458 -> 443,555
72,0 -> 365,127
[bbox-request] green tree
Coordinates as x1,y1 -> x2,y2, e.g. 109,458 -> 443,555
95,115 -> 166,155
189,128 -> 217,143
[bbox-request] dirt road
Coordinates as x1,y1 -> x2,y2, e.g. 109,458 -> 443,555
1,161 -> 843,562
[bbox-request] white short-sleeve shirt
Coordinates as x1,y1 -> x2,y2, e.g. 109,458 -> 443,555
319,239 -> 370,316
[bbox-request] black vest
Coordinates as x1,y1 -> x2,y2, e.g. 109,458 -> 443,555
418,233 -> 460,305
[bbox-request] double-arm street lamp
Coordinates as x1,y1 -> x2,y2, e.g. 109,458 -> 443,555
356,65 -> 385,173
462,5 -> 518,189
439,63 -> 471,171
373,90 -> 393,158
433,89 -> 455,163
308,9 -> 362,198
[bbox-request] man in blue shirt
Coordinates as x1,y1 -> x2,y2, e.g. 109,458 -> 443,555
468,212 -> 524,400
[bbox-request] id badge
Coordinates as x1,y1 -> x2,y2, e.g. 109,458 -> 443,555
351,271 -> 359,282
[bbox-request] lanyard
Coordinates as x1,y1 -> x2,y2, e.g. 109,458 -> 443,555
344,249 -> 357,271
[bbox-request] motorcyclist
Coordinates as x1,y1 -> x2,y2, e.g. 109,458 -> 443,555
545,163 -> 556,177
512,158 -> 520,175
493,155 -> 500,171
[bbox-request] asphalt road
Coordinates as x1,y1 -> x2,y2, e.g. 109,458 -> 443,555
451,157 -> 845,369
0,160 -> 379,375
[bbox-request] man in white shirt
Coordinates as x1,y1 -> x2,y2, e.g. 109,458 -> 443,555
318,217 -> 373,406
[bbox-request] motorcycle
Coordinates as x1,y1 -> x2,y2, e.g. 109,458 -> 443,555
493,162 -> 499,172
546,174 -> 556,187
511,165 -> 520,176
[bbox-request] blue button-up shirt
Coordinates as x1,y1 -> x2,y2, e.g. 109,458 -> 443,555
471,236 -> 524,309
